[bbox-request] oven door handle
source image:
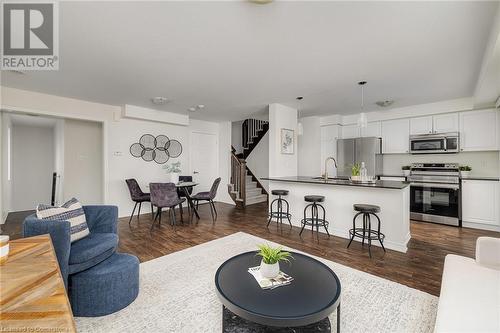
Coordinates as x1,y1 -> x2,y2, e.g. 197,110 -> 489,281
411,182 -> 460,190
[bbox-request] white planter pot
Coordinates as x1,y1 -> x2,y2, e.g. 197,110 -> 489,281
170,173 -> 179,184
403,170 -> 411,176
460,171 -> 471,178
260,260 -> 280,279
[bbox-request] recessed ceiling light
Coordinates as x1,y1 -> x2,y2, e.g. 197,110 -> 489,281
188,107 -> 196,112
196,104 -> 205,109
151,97 -> 169,105
375,100 -> 394,107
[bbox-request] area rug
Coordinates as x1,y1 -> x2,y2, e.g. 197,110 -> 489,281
75,232 -> 438,333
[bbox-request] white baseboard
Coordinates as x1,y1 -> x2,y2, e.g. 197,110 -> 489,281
462,222 -> 500,232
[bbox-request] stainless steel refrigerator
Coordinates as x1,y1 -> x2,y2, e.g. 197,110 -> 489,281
336,137 -> 383,178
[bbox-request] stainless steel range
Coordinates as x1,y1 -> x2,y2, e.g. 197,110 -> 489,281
409,163 -> 461,226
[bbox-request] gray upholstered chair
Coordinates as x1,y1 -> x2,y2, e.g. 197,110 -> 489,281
125,178 -> 154,225
150,182 -> 186,230
191,177 -> 221,222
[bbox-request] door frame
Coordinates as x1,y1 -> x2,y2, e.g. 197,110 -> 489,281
0,106 -> 108,219
189,130 -> 219,192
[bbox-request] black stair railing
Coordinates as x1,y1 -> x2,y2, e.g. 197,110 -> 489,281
242,119 -> 269,158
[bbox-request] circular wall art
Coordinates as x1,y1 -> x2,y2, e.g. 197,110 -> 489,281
129,134 -> 183,164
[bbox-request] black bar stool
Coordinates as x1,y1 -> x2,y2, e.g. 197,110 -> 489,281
347,204 -> 386,258
299,195 -> 330,239
267,190 -> 292,228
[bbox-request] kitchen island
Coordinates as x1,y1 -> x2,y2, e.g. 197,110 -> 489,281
264,176 -> 411,253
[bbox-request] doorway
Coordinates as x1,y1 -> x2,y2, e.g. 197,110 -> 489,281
11,114 -> 57,211
190,131 -> 218,192
1,112 -> 104,233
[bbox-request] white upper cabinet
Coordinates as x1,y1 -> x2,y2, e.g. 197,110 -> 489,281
410,116 -> 433,135
361,121 -> 382,138
340,124 -> 360,139
460,109 -> 499,151
410,113 -> 459,135
433,113 -> 459,133
381,118 -> 410,154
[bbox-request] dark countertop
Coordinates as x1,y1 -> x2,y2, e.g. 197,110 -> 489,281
377,174 -> 408,178
460,176 -> 500,181
263,176 -> 410,189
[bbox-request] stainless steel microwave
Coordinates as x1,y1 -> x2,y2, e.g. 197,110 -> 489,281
409,132 -> 460,154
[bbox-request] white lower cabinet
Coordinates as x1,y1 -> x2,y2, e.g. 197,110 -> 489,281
461,180 -> 500,227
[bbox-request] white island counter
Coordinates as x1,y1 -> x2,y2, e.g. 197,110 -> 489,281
265,177 -> 411,253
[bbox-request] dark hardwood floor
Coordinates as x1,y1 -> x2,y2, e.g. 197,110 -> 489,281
3,202 -> 499,297
117,201 -> 500,297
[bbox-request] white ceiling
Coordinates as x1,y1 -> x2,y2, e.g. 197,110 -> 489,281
1,1 -> 498,121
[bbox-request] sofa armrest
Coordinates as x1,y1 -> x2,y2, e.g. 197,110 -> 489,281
22,216 -> 71,288
476,237 -> 500,270
83,205 -> 118,234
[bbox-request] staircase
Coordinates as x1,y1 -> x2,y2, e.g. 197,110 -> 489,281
242,119 -> 269,158
228,154 -> 268,208
229,119 -> 269,208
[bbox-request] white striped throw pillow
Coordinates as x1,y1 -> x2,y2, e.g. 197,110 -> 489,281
36,198 -> 90,242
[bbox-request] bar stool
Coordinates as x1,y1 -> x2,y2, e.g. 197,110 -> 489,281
347,204 -> 386,258
299,195 -> 330,239
267,190 -> 292,228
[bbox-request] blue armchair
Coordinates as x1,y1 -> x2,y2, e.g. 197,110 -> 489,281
23,205 -> 119,288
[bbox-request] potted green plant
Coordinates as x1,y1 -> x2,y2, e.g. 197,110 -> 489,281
350,163 -> 361,182
459,165 -> 472,178
256,244 -> 293,278
163,162 -> 182,184
402,165 -> 411,176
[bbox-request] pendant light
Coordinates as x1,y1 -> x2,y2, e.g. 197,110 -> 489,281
357,81 -> 368,129
297,96 -> 304,136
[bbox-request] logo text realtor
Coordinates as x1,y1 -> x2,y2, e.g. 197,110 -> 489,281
1,1 -> 59,70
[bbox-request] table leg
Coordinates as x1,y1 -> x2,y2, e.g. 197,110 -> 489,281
337,302 -> 341,333
183,187 -> 200,220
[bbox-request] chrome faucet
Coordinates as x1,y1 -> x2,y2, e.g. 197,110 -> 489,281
324,157 -> 338,181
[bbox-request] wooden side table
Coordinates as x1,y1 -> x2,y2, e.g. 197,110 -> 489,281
0,235 -> 76,333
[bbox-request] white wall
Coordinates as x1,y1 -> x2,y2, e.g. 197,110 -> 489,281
246,131 -> 269,191
298,116 -> 321,177
64,119 -> 103,204
1,113 -> 12,221
217,121 -> 234,204
383,151 -> 500,177
0,113 -> 2,222
108,117 -> 189,217
53,119 -> 65,205
231,120 -> 243,154
1,86 -> 234,219
11,123 -> 55,211
269,103 -> 298,177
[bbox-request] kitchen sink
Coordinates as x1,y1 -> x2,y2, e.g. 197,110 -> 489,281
312,176 -> 350,181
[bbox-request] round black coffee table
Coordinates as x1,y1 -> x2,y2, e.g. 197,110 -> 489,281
215,251 -> 341,333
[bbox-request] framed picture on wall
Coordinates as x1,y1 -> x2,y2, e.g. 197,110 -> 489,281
281,128 -> 294,154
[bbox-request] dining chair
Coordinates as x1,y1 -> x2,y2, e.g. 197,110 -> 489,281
125,179 -> 154,225
177,175 -> 193,214
149,183 -> 185,230
191,177 -> 221,222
